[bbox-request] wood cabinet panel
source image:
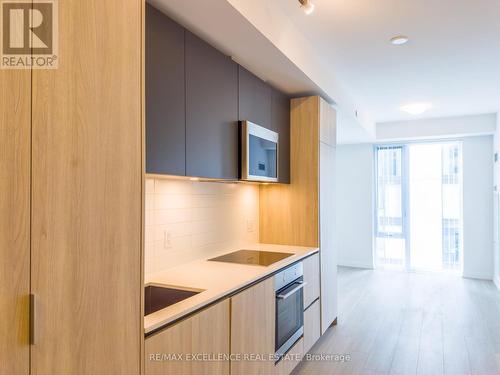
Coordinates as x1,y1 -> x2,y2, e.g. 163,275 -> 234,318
145,4 -> 186,175
303,254 -> 320,309
0,66 -> 31,375
238,66 -> 272,130
145,300 -> 230,375
259,95 -> 337,337
259,96 -> 320,247
185,31 -> 238,179
231,277 -> 275,375
271,89 -> 290,184
303,300 -> 321,354
31,0 -> 143,373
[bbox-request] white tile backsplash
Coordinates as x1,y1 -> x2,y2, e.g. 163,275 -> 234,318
144,178 -> 260,276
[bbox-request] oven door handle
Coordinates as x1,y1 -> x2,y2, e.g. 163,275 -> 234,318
276,281 -> 307,299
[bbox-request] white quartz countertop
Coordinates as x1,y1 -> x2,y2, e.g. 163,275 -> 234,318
144,243 -> 319,334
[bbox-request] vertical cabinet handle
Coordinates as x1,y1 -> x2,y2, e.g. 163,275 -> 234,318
30,293 -> 36,345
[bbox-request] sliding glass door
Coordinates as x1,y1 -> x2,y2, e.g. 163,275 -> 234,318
375,145 -> 408,269
375,142 -> 463,272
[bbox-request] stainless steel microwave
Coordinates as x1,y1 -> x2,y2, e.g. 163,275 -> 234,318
240,121 -> 279,182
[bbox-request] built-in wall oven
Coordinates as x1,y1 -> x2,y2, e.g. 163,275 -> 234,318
275,262 -> 305,360
240,121 -> 279,182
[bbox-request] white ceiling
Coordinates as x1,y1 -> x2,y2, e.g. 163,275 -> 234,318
275,0 -> 500,122
149,0 -> 328,97
150,0 -> 375,138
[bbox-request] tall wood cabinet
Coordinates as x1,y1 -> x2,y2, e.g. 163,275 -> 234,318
318,99 -> 337,331
260,95 -> 337,335
0,64 -> 31,375
2,0 -> 144,374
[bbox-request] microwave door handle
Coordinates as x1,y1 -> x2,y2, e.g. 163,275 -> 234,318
276,282 -> 307,299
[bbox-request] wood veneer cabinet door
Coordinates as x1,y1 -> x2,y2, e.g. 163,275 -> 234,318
231,278 -> 275,375
259,96 -> 320,247
0,66 -> 31,375
303,254 -> 320,309
303,300 -> 320,354
145,300 -> 230,375
146,3 -> 186,176
259,95 -> 337,336
31,0 -> 143,374
319,141 -> 337,334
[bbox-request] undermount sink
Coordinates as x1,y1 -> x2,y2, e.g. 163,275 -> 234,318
144,284 -> 203,316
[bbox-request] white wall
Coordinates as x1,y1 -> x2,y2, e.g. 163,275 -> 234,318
335,136 -> 494,279
377,113 -> 496,142
462,136 -> 494,280
337,107 -> 376,145
335,144 -> 375,269
144,178 -> 259,276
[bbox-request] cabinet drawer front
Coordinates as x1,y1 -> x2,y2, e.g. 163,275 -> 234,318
274,337 -> 304,375
303,254 -> 320,308
230,277 -> 275,375
303,299 -> 321,354
145,300 -> 230,375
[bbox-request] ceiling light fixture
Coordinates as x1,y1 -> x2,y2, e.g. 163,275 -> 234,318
399,102 -> 433,115
390,35 -> 409,45
298,0 -> 315,15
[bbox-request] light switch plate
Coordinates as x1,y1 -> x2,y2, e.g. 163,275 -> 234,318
163,230 -> 172,249
246,219 -> 255,233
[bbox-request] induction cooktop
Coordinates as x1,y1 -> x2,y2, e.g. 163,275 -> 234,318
208,249 -> 293,266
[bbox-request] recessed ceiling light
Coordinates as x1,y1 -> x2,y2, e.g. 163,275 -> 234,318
390,35 -> 409,45
298,0 -> 315,15
400,102 -> 432,115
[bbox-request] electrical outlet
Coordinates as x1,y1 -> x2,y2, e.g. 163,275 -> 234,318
246,219 -> 255,233
163,230 -> 172,249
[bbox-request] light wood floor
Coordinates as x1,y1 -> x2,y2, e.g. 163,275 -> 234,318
294,267 -> 500,375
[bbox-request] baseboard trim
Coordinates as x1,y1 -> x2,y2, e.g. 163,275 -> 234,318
462,273 -> 493,281
337,261 -> 374,270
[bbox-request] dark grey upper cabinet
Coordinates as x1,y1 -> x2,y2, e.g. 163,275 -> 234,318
185,31 -> 239,179
272,89 -> 291,184
238,66 -> 272,130
145,4 -> 185,175
146,8 -> 289,182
